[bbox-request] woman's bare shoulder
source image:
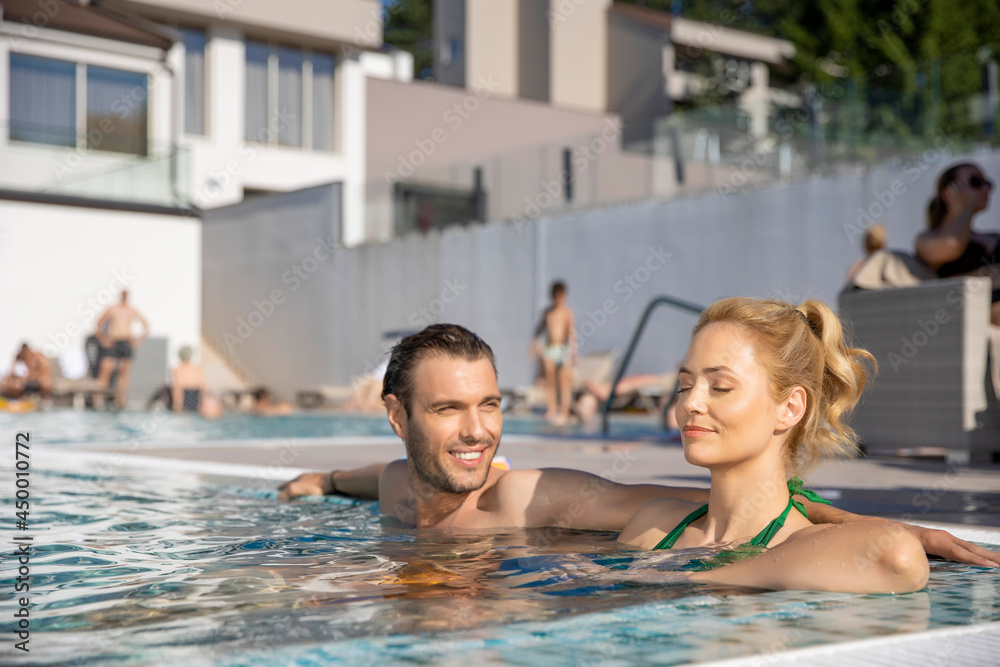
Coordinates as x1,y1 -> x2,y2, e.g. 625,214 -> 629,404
617,497 -> 702,551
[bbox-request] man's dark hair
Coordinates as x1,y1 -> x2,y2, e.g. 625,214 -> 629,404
382,324 -> 497,415
551,280 -> 566,300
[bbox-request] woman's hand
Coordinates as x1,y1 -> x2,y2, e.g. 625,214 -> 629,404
905,525 -> 999,567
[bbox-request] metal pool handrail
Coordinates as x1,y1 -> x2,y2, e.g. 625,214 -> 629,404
601,295 -> 705,435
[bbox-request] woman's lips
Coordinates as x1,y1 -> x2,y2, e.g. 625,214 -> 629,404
682,426 -> 715,437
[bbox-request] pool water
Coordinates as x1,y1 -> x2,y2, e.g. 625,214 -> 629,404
3,456 -> 999,666
0,409 -> 670,446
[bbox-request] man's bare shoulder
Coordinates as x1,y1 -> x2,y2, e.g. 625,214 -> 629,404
489,467 -> 605,500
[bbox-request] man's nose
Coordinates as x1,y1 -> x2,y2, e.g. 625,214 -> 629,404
459,408 -> 488,441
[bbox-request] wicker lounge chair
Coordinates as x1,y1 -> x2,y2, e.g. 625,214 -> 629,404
839,276 -> 1000,464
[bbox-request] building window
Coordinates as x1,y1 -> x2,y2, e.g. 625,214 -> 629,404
245,40 -> 270,143
87,66 -> 148,155
312,53 -> 335,151
9,53 -> 76,147
179,27 -> 206,136
245,41 -> 335,150
440,37 -> 462,67
277,47 -> 303,147
9,53 -> 148,155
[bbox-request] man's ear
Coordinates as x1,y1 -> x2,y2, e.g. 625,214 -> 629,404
776,386 -> 807,431
384,394 -> 407,440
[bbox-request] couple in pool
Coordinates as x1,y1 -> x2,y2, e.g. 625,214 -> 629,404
280,298 -> 999,593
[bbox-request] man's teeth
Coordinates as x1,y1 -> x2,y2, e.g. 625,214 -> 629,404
453,451 -> 481,460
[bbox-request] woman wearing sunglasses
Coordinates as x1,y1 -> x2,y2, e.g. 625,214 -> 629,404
915,162 -> 1000,325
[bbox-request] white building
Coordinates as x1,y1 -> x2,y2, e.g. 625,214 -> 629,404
0,0 -> 401,382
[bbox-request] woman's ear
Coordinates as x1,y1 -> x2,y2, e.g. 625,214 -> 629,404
776,386 -> 807,431
384,394 -> 407,440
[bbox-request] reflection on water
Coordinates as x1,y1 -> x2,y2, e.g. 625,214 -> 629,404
0,464 -> 997,666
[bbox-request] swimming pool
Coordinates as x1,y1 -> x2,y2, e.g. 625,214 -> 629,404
3,449 -> 999,666
0,409 -> 670,447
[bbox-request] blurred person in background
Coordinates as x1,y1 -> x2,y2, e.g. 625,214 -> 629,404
846,223 -> 888,282
531,280 -> 576,425
95,290 -> 148,408
915,163 -> 999,325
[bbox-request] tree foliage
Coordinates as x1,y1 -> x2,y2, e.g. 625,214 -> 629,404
383,0 -> 434,79
621,0 -> 1000,139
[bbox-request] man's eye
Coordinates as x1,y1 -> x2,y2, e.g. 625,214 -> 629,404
676,387 -> 692,394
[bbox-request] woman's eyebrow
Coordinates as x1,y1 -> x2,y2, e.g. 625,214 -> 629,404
678,365 -> 735,375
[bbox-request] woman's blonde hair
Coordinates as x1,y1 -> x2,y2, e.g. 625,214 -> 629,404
692,297 -> 876,475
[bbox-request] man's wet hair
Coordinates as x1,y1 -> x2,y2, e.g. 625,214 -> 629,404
551,281 -> 566,299
382,323 -> 497,416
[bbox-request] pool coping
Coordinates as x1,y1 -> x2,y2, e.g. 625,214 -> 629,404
698,621 -> 1000,666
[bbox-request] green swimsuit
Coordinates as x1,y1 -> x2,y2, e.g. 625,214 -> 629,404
652,477 -> 831,569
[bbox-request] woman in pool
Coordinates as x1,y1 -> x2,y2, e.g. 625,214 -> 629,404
618,297 -> 930,593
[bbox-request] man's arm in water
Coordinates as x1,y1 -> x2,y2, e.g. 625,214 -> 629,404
278,464 -> 1000,567
277,463 -> 385,500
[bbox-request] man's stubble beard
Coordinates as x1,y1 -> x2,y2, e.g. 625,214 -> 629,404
405,419 -> 495,496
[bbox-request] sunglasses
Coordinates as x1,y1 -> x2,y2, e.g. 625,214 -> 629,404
969,175 -> 994,190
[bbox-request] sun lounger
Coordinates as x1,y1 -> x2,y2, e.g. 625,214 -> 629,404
502,350 -> 618,414
49,356 -> 115,409
839,276 -> 1000,464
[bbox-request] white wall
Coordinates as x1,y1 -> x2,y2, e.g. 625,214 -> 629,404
202,146 -> 1000,393
0,200 -> 201,373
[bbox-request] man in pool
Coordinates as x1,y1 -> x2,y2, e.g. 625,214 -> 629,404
278,324 -> 999,567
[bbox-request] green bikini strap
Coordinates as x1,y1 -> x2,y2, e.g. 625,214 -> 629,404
653,504 -> 708,551
748,477 -> 832,547
787,475 -> 831,514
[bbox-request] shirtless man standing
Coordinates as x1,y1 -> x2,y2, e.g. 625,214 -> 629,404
95,290 -> 148,408
532,281 -> 576,425
278,324 -> 999,571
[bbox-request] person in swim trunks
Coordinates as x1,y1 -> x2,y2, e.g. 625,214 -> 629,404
915,162 -> 1000,325
616,298 -> 931,592
95,290 -> 148,409
278,323 -> 1000,585
531,281 -> 576,425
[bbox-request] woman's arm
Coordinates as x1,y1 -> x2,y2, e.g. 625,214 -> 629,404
802,499 -> 1000,567
689,520 -> 929,593
915,181 -> 977,267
